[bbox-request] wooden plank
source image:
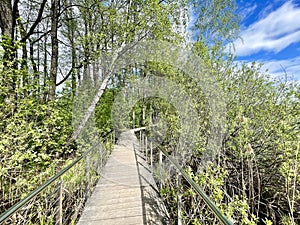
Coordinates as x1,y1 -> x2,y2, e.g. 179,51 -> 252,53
77,130 -> 144,225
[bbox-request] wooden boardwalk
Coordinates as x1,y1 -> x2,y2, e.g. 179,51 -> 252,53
77,130 -> 168,225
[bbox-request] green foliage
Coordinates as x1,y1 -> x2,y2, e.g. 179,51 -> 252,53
221,62 -> 300,223
0,55 -> 76,214
182,163 -> 256,224
192,0 -> 240,45
95,88 -> 117,136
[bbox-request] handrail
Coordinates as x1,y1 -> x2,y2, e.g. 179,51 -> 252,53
137,128 -> 233,225
156,145 -> 233,225
0,144 -> 97,224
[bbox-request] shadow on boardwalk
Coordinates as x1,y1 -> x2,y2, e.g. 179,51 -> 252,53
133,138 -> 170,225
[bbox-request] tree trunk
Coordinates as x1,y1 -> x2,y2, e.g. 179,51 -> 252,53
49,0 -> 59,101
92,61 -> 98,87
0,0 -> 13,38
30,39 -> 39,98
71,43 -> 77,98
0,0 -> 16,65
43,29 -> 48,102
0,0 -> 17,107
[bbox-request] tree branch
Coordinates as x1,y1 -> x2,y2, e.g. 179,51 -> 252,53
20,0 -> 47,42
11,0 -> 19,40
56,63 -> 83,86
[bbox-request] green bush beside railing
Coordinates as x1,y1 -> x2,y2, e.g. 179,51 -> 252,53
0,133 -> 113,225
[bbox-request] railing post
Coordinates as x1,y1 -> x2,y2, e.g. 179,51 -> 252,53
150,141 -> 153,170
145,136 -> 148,162
177,173 -> 182,225
110,133 -> 113,153
139,130 -> 142,147
141,133 -> 144,154
56,180 -> 63,225
159,149 -> 163,190
99,144 -> 103,175
85,154 -> 90,198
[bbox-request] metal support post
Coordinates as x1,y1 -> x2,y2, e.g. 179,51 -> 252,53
99,144 -> 103,174
177,173 -> 182,225
56,180 -> 63,225
159,150 -> 163,190
142,133 -> 144,153
150,141 -> 153,170
145,136 -> 148,162
85,155 -> 90,198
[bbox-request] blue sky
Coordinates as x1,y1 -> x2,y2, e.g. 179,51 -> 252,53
233,0 -> 300,81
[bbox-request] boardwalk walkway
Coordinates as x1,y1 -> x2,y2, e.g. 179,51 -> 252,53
77,130 -> 168,225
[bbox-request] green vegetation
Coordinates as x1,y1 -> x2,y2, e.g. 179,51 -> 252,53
0,0 -> 299,224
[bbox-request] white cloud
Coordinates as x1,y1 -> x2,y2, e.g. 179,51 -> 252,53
260,56 -> 300,81
236,56 -> 300,82
233,1 -> 300,56
239,3 -> 257,21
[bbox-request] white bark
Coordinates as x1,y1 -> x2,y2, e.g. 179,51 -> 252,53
72,42 -> 126,139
